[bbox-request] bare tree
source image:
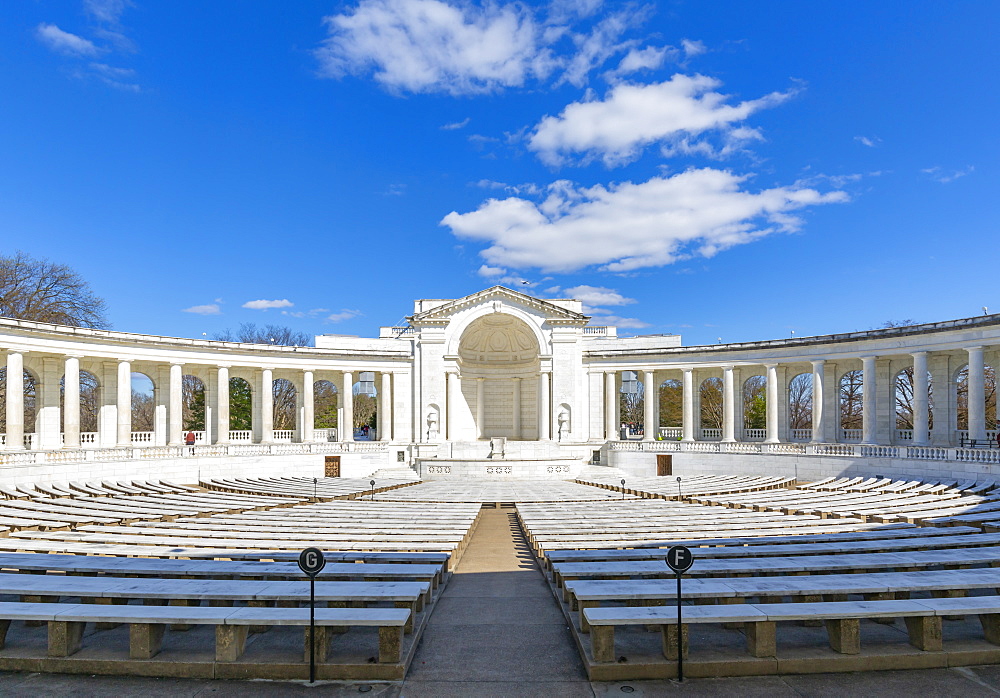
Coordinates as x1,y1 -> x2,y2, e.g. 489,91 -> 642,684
840,370 -> 864,430
353,393 -> 377,430
956,366 -> 997,430
699,377 -> 723,430
314,380 -> 338,428
658,379 -> 682,428
787,373 -> 812,429
182,375 -> 206,431
0,251 -> 109,328
131,390 -> 154,431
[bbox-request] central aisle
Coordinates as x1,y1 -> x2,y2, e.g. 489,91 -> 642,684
403,506 -> 593,696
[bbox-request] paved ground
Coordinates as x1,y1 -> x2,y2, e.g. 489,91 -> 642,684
4,506 -> 1000,695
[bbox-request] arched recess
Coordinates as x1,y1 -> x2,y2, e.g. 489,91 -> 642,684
457,313 -> 540,440
228,377 -> 253,433
130,372 -> 156,436
556,403 -> 572,441
699,377 -> 723,435
839,369 -> 864,437
353,372 -> 376,439
742,375 -> 766,437
955,363 -> 997,434
313,379 -> 339,439
619,371 -> 642,435
272,378 -> 297,431
0,367 -> 38,447
787,372 -> 812,435
658,378 -> 682,436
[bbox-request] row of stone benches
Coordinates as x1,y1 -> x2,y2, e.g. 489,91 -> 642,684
0,479 -> 200,500
577,475 -> 796,500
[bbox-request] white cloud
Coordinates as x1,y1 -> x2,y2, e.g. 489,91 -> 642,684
316,0 -> 553,95
922,166 -> 973,183
36,24 -> 100,57
326,309 -> 363,323
441,117 -> 470,130
281,308 -> 331,319
854,135 -> 881,148
563,285 -> 636,308
529,74 -> 794,167
607,45 -> 671,79
589,314 -> 650,329
442,168 -> 848,273
182,304 -> 222,315
680,38 -> 706,58
477,264 -> 506,277
474,179 -> 542,196
558,10 -> 637,88
242,299 -> 294,310
84,0 -> 131,24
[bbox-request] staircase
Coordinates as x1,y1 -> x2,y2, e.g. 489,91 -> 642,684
368,466 -> 421,481
575,464 -> 630,479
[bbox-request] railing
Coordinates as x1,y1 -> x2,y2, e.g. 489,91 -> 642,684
312,428 -> 338,442
131,432 -> 153,444
840,428 -> 862,442
658,427 -> 682,440
957,430 -> 999,443
699,428 -> 722,440
80,432 -> 97,445
789,428 -> 811,441
272,430 -> 294,442
743,428 -> 766,441
229,430 -> 252,443
896,429 -> 913,441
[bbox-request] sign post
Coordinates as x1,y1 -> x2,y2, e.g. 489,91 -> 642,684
370,479 -> 376,501
620,478 -> 626,500
298,547 -> 326,683
665,545 -> 694,682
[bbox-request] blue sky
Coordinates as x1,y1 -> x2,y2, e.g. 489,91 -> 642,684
2,1 -> 996,346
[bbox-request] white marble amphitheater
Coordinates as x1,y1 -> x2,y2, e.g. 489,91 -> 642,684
0,285 -> 999,685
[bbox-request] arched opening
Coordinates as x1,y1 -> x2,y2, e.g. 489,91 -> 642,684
353,372 -> 376,440
658,378 -> 682,440
457,313 -> 540,440
228,377 -> 253,441
58,370 -> 100,445
787,372 -> 812,440
699,377 -> 723,439
742,375 -> 766,440
182,375 -> 206,440
130,372 -> 155,443
0,367 -> 38,449
272,377 -> 297,440
619,370 -> 642,439
955,364 -> 997,442
839,369 -> 864,441
894,367 -> 934,442
313,379 -> 339,441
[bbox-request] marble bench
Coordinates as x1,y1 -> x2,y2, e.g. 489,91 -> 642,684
0,600 -> 409,663
583,596 -> 1000,662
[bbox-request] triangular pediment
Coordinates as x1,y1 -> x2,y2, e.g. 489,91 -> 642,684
408,286 -> 589,326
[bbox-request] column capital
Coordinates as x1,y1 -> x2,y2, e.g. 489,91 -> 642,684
64,353 -> 84,360
966,345 -> 985,353
810,359 -> 825,367
910,351 -> 928,358
721,364 -> 735,372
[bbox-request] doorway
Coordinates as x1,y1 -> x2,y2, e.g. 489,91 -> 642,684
656,454 -> 672,476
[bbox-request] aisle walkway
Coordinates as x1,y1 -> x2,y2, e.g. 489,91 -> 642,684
402,506 -> 593,696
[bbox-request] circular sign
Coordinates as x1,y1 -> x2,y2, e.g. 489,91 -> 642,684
666,545 -> 694,574
298,547 -> 326,577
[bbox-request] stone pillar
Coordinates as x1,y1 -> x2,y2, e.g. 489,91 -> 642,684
764,364 -> 780,443
98,362 -> 117,447
446,371 -> 459,441
929,355 -> 952,446
259,368 -> 273,443
539,371 -> 551,441
5,351 -> 24,450
912,352 -> 930,445
861,356 -> 877,444
301,370 -> 314,443
476,377 -> 485,440
153,366 -> 168,446
512,377 -> 521,439
380,372 -> 392,441
167,363 -> 183,445
681,368 -> 695,442
116,360 -> 132,446
967,346 -> 987,442
604,371 -> 616,440
823,362 -> 839,443
642,369 -> 656,441
722,365 -> 736,443
811,360 -> 825,443
215,366 -> 230,444
37,357 -> 62,450
62,355 -> 81,448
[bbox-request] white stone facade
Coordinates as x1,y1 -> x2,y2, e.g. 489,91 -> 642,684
1,285 -> 999,482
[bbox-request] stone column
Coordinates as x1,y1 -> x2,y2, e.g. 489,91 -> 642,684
539,371 -> 551,441
861,356 -> 877,444
215,366 -> 230,444
63,355 -> 81,448
967,347 -> 987,442
476,377 -> 485,440
912,352 -> 930,445
446,371 -> 459,441
681,368 -> 695,442
823,362 -> 839,443
642,369 -> 656,441
38,357 -> 62,450
153,366 -> 168,446
811,360 -> 825,443
380,372 -> 392,441
301,370 -> 314,443
98,362 -> 117,447
339,371 -> 354,442
168,363 -> 183,445
116,360 -> 132,446
765,364 -> 780,443
722,365 -> 736,443
259,368 -> 273,443
5,351 -> 24,450
604,371 -> 616,440
512,377 -> 521,439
